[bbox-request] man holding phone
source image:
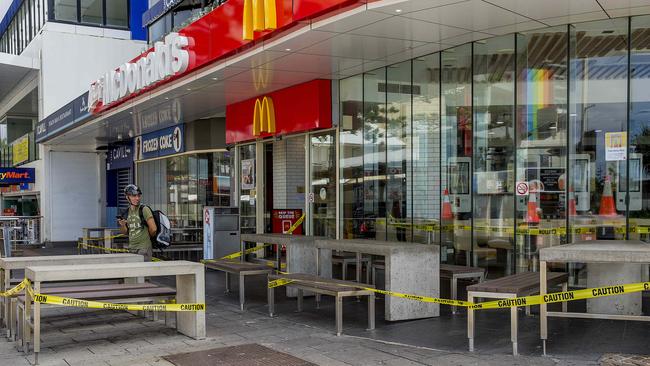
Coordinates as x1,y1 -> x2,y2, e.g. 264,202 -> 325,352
118,184 -> 157,261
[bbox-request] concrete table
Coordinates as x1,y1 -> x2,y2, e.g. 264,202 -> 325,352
0,253 -> 143,335
240,234 -> 330,297
539,240 -> 650,355
24,260 -> 205,364
316,239 -> 439,321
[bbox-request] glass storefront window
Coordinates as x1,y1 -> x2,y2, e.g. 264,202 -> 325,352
239,145 -> 257,234
629,16 -> 650,242
340,75 -> 364,239
441,43 -> 473,265
412,54 -> 441,245
311,131 -> 337,238
386,61 -> 412,242
516,26 -> 569,273
137,151 -> 233,231
569,19 -> 628,243
473,35 -> 516,275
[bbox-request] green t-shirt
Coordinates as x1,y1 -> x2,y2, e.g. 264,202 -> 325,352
127,205 -> 153,250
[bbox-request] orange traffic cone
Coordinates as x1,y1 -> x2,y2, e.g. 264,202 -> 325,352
568,187 -> 577,216
442,189 -> 453,220
599,175 -> 617,217
526,191 -> 540,224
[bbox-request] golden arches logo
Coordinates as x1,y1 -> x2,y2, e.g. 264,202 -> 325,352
253,97 -> 275,136
243,0 -> 277,40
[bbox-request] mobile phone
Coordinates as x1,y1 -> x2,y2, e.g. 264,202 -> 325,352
116,216 -> 124,220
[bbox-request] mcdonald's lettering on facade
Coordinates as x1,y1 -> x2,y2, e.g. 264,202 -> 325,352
226,79 -> 332,144
253,97 -> 276,136
243,0 -> 278,40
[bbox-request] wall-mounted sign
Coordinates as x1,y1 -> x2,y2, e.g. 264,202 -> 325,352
89,33 -> 190,113
253,96 -> 275,136
226,79 -> 332,144
107,144 -> 133,170
135,125 -> 184,161
0,168 -> 35,185
271,209 -> 303,235
35,92 -> 90,142
11,135 -> 29,165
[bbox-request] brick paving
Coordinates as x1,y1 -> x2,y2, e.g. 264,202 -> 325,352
600,354 -> 650,366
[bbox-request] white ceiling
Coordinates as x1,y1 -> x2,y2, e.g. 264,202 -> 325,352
48,0 -> 650,146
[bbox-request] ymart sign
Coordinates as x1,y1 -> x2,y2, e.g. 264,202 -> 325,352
85,0 -> 364,115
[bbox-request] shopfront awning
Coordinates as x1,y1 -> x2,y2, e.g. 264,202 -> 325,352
0,52 -> 39,117
42,0 -> 650,147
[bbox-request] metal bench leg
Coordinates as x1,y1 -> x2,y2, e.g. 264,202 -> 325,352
316,294 -> 321,309
511,304 -> 518,356
239,273 -> 245,311
561,282 -> 568,313
225,272 -> 231,294
335,295 -> 342,336
342,262 -> 347,281
367,293 -> 375,331
268,283 -> 275,317
467,293 -> 474,352
451,276 -> 458,315
297,289 -> 303,312
371,266 -> 376,286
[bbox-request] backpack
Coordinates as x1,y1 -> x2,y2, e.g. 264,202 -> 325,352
122,205 -> 171,250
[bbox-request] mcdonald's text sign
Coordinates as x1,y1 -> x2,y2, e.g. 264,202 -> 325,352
226,79 -> 331,144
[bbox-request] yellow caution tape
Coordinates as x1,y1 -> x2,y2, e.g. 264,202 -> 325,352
81,234 -> 126,242
26,285 -> 205,312
268,275 -> 650,310
471,282 -> 650,310
78,241 -> 131,254
0,278 -> 29,297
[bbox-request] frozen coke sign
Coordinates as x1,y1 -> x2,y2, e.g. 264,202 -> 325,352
88,33 -> 190,113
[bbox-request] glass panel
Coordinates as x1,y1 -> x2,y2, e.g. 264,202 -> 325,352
149,14 -> 172,43
340,75 -> 364,239
386,61 -> 412,242
80,0 -> 102,25
569,18 -> 628,249
363,69 -> 387,240
629,16 -> 650,242
441,44 -> 473,265
239,145 -> 257,234
53,0 -> 77,22
106,0 -> 128,27
516,27 -> 569,273
412,54 -> 441,246
311,131 -> 337,238
473,35 -> 516,276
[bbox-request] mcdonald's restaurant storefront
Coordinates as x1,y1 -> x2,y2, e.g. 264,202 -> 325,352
36,0 -> 650,287
223,15 -> 650,288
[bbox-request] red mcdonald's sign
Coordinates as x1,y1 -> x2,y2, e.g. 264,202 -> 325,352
226,79 -> 331,144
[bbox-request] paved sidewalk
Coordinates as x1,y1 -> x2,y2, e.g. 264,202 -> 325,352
1,294 -> 598,366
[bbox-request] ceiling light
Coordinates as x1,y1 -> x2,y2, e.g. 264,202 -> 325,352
395,9 -> 402,13
595,129 -> 602,133
285,48 -> 292,51
496,121 -> 504,125
212,77 -> 218,80
549,126 -> 557,129
165,97 -> 169,100
186,88 -> 192,91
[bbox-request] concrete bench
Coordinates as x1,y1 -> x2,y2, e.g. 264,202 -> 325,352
24,261 -> 204,364
267,273 -> 375,336
0,254 -> 143,337
440,264 -> 486,315
204,259 -> 273,310
467,271 -> 568,356
16,283 -> 176,350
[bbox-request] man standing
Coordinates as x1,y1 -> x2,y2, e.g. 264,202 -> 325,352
118,184 -> 156,262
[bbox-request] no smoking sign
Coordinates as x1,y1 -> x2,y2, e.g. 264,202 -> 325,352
516,181 -> 529,196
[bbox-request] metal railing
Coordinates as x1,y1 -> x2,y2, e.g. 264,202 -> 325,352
0,216 -> 42,256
